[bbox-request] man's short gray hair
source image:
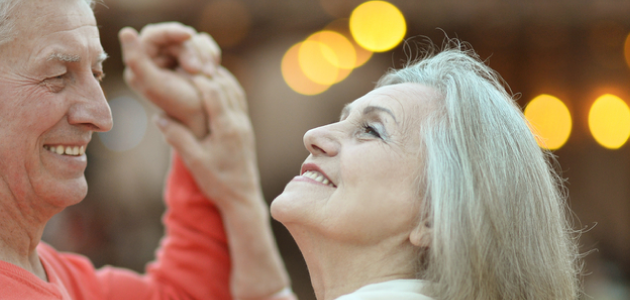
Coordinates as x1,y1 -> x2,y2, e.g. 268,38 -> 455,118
0,0 -> 96,46
376,39 -> 581,300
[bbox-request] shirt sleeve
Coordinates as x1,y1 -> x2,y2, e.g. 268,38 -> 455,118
96,152 -> 232,300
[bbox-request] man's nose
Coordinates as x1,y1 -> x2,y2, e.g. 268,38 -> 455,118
67,76 -> 113,132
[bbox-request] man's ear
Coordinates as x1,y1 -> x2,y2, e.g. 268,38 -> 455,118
410,221 -> 432,248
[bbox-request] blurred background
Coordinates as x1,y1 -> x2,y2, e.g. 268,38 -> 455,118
41,0 -> 630,299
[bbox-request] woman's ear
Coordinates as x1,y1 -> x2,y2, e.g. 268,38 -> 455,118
410,221 -> 432,248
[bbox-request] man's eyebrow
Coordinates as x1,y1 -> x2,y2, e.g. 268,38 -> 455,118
97,52 -> 109,64
46,52 -> 109,64
48,53 -> 81,62
363,106 -> 398,123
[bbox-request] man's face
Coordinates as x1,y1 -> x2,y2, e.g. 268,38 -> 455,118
0,0 -> 112,210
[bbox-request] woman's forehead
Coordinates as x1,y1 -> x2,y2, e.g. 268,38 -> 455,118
345,83 -> 438,119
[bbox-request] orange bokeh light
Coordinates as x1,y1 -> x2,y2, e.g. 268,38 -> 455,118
282,43 -> 330,95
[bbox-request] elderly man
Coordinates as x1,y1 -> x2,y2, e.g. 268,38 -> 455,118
0,0 -> 291,299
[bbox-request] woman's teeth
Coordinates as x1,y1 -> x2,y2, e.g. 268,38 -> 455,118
303,170 -> 336,187
44,145 -> 85,156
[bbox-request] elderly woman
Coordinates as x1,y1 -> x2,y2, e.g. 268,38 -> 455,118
146,33 -> 580,299
270,42 -> 581,300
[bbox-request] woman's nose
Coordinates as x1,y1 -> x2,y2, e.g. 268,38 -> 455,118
303,124 -> 340,157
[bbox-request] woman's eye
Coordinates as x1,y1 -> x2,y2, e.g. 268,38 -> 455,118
363,124 -> 382,139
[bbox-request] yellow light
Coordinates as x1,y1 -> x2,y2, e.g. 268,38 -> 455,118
305,31 -> 356,83
524,94 -> 572,150
349,1 -> 406,52
298,40 -> 339,85
308,31 -> 356,70
324,19 -> 373,68
588,94 -> 630,149
624,33 -> 630,69
282,43 -> 330,95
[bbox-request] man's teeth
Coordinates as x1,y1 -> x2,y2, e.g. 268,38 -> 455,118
44,145 -> 85,156
303,170 -> 335,187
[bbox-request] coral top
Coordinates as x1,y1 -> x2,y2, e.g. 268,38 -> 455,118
0,154 -> 231,300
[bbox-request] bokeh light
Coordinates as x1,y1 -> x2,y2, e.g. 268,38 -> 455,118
305,31 -> 356,83
324,19 -> 373,68
588,94 -> 630,149
298,40 -> 339,85
98,96 -> 148,152
624,32 -> 630,69
282,43 -> 330,95
308,31 -> 356,70
197,0 -> 251,48
524,94 -> 572,150
349,1 -> 406,52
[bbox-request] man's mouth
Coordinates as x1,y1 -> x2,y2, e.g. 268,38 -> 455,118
43,145 -> 85,156
302,170 -> 336,188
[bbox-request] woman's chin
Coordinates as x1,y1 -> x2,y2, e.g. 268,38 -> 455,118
270,185 -> 310,224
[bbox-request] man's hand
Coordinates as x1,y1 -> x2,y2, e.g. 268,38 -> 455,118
154,68 -> 292,300
119,22 -> 221,138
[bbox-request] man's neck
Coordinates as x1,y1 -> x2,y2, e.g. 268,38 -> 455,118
0,188 -> 53,281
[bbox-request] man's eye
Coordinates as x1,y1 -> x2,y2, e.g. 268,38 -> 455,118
93,71 -> 105,82
43,75 -> 66,93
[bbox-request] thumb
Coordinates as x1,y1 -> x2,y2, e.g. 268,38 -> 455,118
119,27 -> 162,90
153,114 -> 204,165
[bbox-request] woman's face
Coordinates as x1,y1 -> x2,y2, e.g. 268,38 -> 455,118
271,83 -> 438,245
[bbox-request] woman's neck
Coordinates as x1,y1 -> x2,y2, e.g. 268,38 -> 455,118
288,226 -> 419,300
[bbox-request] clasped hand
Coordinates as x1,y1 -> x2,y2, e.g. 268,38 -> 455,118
119,22 -> 262,212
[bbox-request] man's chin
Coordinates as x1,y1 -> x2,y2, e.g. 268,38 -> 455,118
35,176 -> 88,209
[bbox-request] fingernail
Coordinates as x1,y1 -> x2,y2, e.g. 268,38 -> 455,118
153,114 -> 168,129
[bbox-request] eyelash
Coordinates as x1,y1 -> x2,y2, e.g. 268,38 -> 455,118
362,123 -> 382,139
94,71 -> 105,82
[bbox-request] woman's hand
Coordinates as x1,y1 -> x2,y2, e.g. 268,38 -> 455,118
154,67 -> 260,211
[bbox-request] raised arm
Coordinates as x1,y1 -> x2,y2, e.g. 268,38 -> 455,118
118,22 -> 293,300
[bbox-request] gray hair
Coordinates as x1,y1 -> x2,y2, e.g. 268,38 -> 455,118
0,0 -> 97,46
377,39 -> 581,300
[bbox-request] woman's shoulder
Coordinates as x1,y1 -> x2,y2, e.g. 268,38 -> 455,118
335,279 -> 434,300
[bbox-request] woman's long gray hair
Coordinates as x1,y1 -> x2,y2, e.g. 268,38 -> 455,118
377,39 -> 581,300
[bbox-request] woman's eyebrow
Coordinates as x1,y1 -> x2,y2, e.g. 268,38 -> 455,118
363,106 -> 398,124
340,103 -> 351,120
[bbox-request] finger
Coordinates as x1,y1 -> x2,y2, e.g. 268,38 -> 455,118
139,23 -> 202,72
139,22 -> 196,50
154,114 -> 204,163
192,75 -> 225,121
121,28 -> 200,112
217,67 -> 248,112
191,32 -> 221,76
120,26 -> 161,86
